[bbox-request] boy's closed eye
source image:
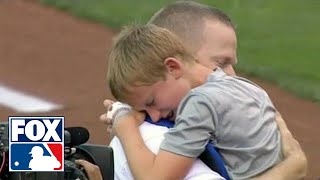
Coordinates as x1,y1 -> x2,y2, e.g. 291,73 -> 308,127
146,98 -> 155,107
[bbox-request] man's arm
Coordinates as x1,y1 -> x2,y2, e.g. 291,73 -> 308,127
115,113 -> 194,180
253,113 -> 307,180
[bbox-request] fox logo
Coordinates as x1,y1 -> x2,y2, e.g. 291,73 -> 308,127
9,116 -> 64,172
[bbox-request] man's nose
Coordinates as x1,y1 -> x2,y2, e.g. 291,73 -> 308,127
146,109 -> 161,122
223,65 -> 236,76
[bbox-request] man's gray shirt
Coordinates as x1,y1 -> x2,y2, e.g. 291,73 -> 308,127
160,68 -> 282,180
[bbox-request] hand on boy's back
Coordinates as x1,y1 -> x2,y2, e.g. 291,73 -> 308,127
275,112 -> 303,158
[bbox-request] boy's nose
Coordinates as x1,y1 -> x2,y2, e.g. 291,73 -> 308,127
146,109 -> 161,122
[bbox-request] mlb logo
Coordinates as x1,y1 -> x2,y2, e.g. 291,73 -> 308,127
9,116 -> 64,172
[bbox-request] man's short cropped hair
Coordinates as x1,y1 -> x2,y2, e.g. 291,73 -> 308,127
148,1 -> 235,52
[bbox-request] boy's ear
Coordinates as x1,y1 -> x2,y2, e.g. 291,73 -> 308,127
163,57 -> 183,78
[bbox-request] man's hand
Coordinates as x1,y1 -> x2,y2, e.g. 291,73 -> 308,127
275,112 -> 308,179
253,112 -> 308,180
75,160 -> 103,180
275,112 -> 303,158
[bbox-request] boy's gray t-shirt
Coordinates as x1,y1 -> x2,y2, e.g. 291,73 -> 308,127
160,68 -> 282,180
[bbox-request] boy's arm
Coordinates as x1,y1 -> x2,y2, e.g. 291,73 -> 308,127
115,113 -> 194,180
253,113 -> 307,180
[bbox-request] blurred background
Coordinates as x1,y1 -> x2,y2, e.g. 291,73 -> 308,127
0,0 -> 319,179
40,0 -> 320,102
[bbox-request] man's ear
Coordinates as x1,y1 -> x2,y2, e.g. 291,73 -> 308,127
164,57 -> 183,78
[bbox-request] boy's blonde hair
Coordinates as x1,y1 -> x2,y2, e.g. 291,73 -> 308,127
107,24 -> 195,101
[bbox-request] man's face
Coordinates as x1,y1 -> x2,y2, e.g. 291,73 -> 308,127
196,20 -> 238,75
125,74 -> 190,122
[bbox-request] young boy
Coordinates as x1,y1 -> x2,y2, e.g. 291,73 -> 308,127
107,24 -> 283,180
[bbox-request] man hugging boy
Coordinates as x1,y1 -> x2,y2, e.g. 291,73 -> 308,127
106,24 -> 282,180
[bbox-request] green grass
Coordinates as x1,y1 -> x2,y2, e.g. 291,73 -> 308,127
39,0 -> 174,28
40,0 -> 320,102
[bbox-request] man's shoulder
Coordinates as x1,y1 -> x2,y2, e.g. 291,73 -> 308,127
110,122 -> 168,179
110,122 -> 168,148
139,121 -> 169,136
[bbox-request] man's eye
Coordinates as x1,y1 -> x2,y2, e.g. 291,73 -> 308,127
217,58 -> 232,67
215,61 -> 224,67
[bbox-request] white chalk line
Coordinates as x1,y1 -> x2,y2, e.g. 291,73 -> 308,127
0,85 -> 62,113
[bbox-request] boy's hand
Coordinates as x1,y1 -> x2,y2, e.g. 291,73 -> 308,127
108,102 -> 146,136
99,99 -> 115,135
100,100 -> 132,135
107,101 -> 133,124
99,99 -> 146,135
